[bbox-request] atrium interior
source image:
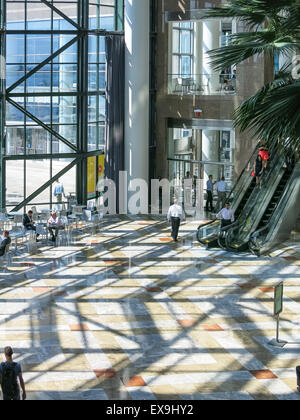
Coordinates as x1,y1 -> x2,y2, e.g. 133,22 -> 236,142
0,0 -> 299,401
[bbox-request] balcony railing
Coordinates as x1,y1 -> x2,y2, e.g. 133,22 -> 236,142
168,73 -> 237,96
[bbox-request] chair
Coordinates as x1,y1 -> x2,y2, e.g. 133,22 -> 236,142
68,206 -> 84,232
0,213 -> 10,231
36,223 -> 49,242
25,230 -> 38,255
39,210 -> 50,224
0,244 -> 12,271
10,228 -> 26,255
13,214 -> 24,229
56,217 -> 73,246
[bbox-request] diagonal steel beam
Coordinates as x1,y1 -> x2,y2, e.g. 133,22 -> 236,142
11,157 -> 80,212
40,0 -> 82,30
6,98 -> 78,153
7,35 -> 81,94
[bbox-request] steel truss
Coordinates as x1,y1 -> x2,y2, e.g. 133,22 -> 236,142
0,0 -> 124,211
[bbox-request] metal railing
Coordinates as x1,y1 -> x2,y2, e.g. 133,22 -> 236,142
168,73 -> 237,96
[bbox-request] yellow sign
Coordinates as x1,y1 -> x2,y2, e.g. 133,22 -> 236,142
87,156 -> 96,198
98,155 -> 105,180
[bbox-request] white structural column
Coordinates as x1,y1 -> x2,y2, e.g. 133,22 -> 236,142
202,20 -> 220,93
124,0 -> 150,186
202,130 -> 220,183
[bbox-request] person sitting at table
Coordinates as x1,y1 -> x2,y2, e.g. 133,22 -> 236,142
0,231 -> 11,257
47,211 -> 65,243
23,210 -> 40,242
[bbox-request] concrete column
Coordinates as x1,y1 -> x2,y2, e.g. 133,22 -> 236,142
202,20 -> 220,93
202,130 -> 220,185
194,22 -> 203,91
124,0 -> 149,185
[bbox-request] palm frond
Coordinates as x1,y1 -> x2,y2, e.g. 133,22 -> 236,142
208,41 -> 297,71
234,80 -> 300,151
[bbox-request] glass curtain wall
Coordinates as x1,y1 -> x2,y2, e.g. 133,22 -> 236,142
1,0 -> 123,211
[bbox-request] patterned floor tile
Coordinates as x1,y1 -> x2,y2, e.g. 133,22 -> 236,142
0,215 -> 299,400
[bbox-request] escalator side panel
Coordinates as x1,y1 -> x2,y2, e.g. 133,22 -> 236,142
259,163 -> 300,255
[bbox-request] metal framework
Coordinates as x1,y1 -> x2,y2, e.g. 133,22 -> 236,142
0,0 -> 124,211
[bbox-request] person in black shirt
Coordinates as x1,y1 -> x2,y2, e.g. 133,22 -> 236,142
23,210 -> 39,241
0,347 -> 26,400
254,155 -> 263,185
0,231 -> 11,257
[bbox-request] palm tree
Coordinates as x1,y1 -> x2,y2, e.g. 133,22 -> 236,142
203,0 -> 300,152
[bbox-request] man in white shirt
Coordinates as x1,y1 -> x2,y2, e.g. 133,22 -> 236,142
48,211 -> 65,242
216,202 -> 235,228
167,199 -> 185,242
216,177 -> 227,211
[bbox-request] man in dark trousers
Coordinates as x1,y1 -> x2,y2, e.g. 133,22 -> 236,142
0,231 -> 11,257
23,210 -> 39,242
297,366 -> 300,393
205,175 -> 215,212
167,199 -> 185,242
0,347 -> 26,400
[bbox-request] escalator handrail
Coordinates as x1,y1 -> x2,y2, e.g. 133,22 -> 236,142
227,138 -> 279,206
225,146 -> 260,206
197,218 -> 217,231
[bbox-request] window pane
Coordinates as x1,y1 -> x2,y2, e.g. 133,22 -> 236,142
6,160 -> 24,206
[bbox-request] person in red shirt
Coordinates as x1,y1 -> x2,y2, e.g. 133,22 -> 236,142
258,146 -> 270,170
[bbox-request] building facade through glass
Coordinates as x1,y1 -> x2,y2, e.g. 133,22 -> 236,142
0,0 -> 124,211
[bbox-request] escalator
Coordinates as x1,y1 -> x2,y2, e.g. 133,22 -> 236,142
224,145 -> 300,253
224,150 -> 286,252
197,141 -> 299,253
256,168 -> 293,232
249,162 -> 300,256
197,146 -> 259,248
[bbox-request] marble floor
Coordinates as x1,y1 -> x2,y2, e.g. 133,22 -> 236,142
0,216 -> 300,400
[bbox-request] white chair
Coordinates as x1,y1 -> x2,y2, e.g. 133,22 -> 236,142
10,228 -> 26,255
40,211 -> 50,224
68,206 -> 84,232
60,216 -> 73,245
0,244 -> 12,271
93,212 -> 104,233
13,214 -> 24,229
0,213 -> 10,231
25,231 -> 38,255
36,223 -> 48,242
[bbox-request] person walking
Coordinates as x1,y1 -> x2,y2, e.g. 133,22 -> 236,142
296,366 -> 300,393
216,177 -> 227,211
216,202 -> 235,228
258,145 -> 270,171
205,175 -> 215,213
53,179 -> 65,204
0,347 -> 26,400
167,199 -> 185,242
253,154 -> 263,185
0,231 -> 11,257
